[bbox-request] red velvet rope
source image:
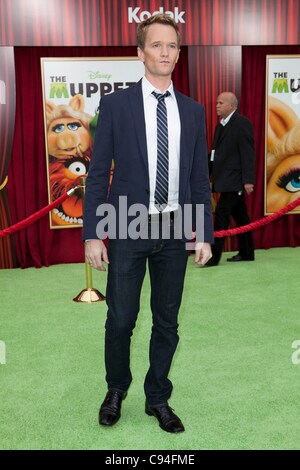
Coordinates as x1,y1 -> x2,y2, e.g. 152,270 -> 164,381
0,188 -> 77,239
1,190 -> 300,240
214,195 -> 300,238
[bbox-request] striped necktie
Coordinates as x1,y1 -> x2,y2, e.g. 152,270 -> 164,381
152,90 -> 170,212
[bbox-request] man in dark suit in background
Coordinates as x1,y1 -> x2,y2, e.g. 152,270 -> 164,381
205,92 -> 255,267
83,14 -> 213,433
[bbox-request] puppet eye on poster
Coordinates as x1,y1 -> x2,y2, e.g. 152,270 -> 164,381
41,57 -> 144,229
265,55 -> 300,215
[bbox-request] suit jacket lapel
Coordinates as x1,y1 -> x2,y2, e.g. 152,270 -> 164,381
213,123 -> 223,147
129,84 -> 192,185
174,90 -> 191,204
175,90 -> 189,172
128,79 -> 149,172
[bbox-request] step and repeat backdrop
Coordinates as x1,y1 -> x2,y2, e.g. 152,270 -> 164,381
1,0 -> 300,266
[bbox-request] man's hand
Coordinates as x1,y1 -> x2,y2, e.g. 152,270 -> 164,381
85,239 -> 109,272
244,184 -> 254,195
194,242 -> 212,266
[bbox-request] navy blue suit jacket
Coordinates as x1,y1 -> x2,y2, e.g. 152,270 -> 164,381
83,79 -> 213,243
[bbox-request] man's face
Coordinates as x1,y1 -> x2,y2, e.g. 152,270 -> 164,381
137,23 -> 180,79
216,94 -> 234,119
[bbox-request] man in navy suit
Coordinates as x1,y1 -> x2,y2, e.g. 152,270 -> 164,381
205,92 -> 255,267
83,14 -> 213,433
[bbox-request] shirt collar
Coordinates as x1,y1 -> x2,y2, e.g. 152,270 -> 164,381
220,110 -> 235,126
142,76 -> 175,99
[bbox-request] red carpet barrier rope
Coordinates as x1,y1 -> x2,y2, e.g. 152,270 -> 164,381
214,195 -> 300,238
0,190 -> 300,240
0,187 -> 77,239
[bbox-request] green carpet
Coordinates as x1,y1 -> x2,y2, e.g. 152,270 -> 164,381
1,247 -> 300,450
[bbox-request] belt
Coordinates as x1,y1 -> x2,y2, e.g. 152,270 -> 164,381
148,211 -> 175,223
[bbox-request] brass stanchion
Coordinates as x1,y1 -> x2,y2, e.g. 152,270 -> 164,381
73,177 -> 106,303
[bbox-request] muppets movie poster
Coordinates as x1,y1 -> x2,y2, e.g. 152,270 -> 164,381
41,58 -> 144,229
265,55 -> 300,215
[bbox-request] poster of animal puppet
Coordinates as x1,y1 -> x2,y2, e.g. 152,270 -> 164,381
265,55 -> 300,215
41,58 -> 144,228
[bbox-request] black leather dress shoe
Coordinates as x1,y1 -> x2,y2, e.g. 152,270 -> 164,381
145,402 -> 185,433
203,256 -> 219,267
99,390 -> 127,426
227,254 -> 254,262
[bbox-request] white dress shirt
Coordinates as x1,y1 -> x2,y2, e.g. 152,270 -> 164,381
220,110 -> 235,126
142,77 -> 181,214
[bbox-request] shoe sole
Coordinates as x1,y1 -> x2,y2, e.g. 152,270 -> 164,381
99,414 -> 121,426
227,259 -> 254,262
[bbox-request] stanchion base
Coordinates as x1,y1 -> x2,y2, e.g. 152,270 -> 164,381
73,288 -> 106,303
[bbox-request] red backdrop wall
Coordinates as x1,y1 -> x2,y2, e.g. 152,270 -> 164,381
1,0 -> 300,267
241,45 -> 300,250
5,46 -> 189,268
1,0 -> 300,47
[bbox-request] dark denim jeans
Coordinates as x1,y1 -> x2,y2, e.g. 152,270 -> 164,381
105,233 -> 188,406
